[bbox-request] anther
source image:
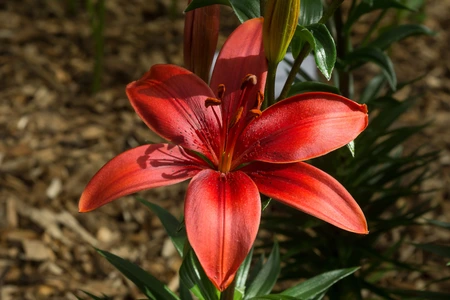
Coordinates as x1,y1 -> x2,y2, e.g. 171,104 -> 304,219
249,109 -> 262,118
205,97 -> 222,107
241,74 -> 257,89
229,106 -> 243,128
218,84 -> 226,100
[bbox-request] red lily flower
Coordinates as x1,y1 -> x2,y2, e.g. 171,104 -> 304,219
79,18 -> 368,291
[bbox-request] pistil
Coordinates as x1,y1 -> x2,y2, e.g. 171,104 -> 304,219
205,74 -> 263,173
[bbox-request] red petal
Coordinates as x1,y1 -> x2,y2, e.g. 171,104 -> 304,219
243,161 -> 368,234
79,144 -> 206,212
185,169 -> 261,291
210,18 -> 267,120
234,92 -> 368,166
126,64 -> 221,165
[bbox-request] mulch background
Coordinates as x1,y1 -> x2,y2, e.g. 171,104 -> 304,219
0,0 -> 449,299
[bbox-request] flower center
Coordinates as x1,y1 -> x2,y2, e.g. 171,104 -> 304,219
205,74 -> 263,173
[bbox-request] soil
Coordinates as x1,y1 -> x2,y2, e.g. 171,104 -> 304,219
0,0 -> 449,299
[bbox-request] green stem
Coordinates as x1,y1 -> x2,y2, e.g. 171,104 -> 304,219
361,9 -> 388,46
277,45 -> 310,101
334,5 -> 351,98
220,278 -> 236,300
266,62 -> 277,106
277,0 -> 344,101
318,0 -> 344,25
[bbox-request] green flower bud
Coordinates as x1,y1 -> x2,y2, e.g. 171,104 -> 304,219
263,0 -> 300,65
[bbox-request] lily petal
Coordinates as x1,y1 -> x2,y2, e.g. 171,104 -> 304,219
79,144 -> 207,212
243,161 -> 368,234
210,17 -> 267,120
127,64 -> 221,164
234,92 -> 368,166
185,169 -> 261,291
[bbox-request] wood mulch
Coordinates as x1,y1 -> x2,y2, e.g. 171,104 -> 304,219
0,0 -> 449,299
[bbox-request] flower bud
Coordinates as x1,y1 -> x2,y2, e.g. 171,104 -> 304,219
263,0 -> 300,65
184,2 -> 220,83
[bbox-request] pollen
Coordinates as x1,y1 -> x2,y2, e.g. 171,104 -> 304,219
241,74 -> 257,89
218,84 -> 226,100
205,97 -> 222,107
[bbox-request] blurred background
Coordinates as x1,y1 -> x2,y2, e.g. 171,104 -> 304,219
0,0 -> 449,299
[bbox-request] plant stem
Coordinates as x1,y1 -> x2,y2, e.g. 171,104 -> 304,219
361,9 -> 387,46
277,0 -> 344,101
334,5 -> 351,98
266,62 -> 277,106
318,0 -> 344,24
277,45 -> 310,101
220,278 -> 236,300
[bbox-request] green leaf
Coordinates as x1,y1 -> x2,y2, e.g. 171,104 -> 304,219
306,24 -> 336,80
427,219 -> 450,229
359,74 -> 386,103
79,291 -> 112,300
346,47 -> 396,90
387,289 -> 450,299
137,197 -> 187,257
244,242 -> 280,299
228,0 -> 260,23
235,248 -> 254,295
180,248 -> 219,300
347,140 -> 355,157
413,243 -> 450,259
369,24 -> 434,50
345,0 -> 413,31
96,248 -> 179,300
288,81 -> 340,97
291,25 -> 315,58
249,296 -> 298,300
281,267 -> 360,298
298,0 -> 323,26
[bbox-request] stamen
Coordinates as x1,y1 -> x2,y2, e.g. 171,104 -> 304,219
229,106 -> 243,128
241,74 -> 257,89
218,84 -> 226,100
249,109 -> 262,118
256,91 -> 264,108
205,97 -> 222,107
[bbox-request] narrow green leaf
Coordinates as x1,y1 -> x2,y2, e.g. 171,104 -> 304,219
248,296 -> 298,300
345,0 -> 413,31
180,249 -> 219,300
228,0 -> 260,23
281,267 -> 360,298
298,0 -> 323,26
346,47 -> 396,90
387,289 -> 450,299
244,242 -> 280,299
137,197 -> 186,257
96,248 -> 179,300
427,219 -> 450,229
347,140 -> 355,157
235,248 -> 254,294
288,81 -> 340,97
306,24 -> 336,80
80,291 -> 112,300
369,24 -> 434,50
413,243 -> 450,259
359,74 -> 386,103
